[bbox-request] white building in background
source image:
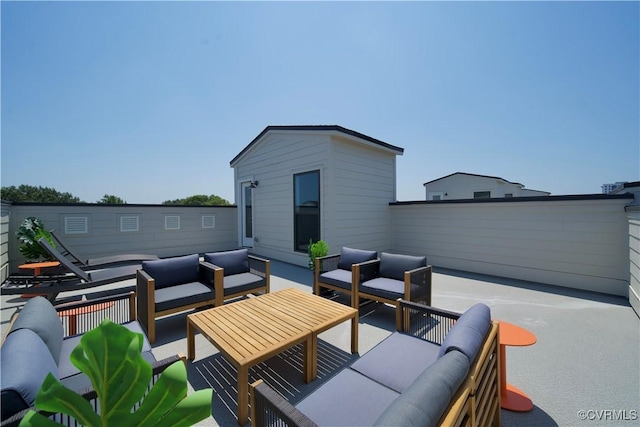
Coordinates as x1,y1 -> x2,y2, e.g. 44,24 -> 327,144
423,172 -> 551,201
602,182 -> 628,194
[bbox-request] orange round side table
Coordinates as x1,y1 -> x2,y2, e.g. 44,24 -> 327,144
57,301 -> 115,336
18,261 -> 61,298
497,320 -> 537,412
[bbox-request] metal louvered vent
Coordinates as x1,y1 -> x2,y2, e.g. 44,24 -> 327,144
120,216 -> 139,232
64,217 -> 88,234
202,215 -> 215,229
165,215 -> 180,230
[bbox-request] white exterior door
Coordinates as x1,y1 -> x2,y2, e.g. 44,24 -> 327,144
241,182 -> 254,247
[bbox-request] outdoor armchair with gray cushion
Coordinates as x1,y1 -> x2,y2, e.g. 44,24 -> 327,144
203,248 -> 270,307
358,252 -> 432,307
314,247 -> 378,308
136,254 -> 217,343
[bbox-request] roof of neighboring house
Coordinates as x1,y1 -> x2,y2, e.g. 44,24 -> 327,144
230,125 -> 404,166
423,172 -> 525,187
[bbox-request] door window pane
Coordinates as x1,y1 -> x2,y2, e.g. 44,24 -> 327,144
294,171 -> 320,252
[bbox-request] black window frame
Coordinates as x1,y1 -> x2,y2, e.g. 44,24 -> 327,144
293,170 -> 321,253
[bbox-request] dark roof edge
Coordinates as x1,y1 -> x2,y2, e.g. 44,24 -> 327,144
423,172 -> 522,186
230,125 -> 404,165
390,193 -> 635,206
4,201 -> 237,208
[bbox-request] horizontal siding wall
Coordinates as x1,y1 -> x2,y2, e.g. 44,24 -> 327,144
6,203 -> 237,274
1,202 -> 10,283
324,139 -> 396,254
628,206 -> 640,315
391,198 -> 632,296
234,132 -> 330,266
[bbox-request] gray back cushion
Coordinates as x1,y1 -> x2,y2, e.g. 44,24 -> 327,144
374,350 -> 470,427
142,254 -> 200,289
9,296 -> 63,364
1,329 -> 60,420
337,247 -> 377,271
204,249 -> 249,276
438,303 -> 491,363
379,252 -> 427,281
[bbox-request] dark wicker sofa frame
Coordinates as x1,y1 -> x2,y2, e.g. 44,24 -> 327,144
357,258 -> 433,307
313,254 -> 378,308
250,300 -> 500,427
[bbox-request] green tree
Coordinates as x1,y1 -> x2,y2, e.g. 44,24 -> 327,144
1,185 -> 83,203
162,194 -> 231,206
97,194 -> 127,204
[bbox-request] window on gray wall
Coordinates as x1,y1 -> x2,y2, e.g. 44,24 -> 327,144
294,170 -> 320,252
474,191 -> 491,199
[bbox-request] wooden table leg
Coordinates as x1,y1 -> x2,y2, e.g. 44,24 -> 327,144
237,365 -> 249,426
306,335 -> 315,382
187,318 -> 195,361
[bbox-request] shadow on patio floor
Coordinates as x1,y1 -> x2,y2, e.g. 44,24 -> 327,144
187,340 -> 359,427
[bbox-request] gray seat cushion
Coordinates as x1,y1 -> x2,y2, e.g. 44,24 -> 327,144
319,269 -> 353,290
154,282 -> 215,312
222,272 -> 265,295
350,332 -> 441,393
358,277 -> 422,301
58,321 -> 154,379
142,254 -> 200,290
1,329 -> 59,420
337,247 -> 377,271
438,303 -> 491,363
8,296 -> 63,364
374,350 -> 470,427
295,369 -> 399,426
204,249 -> 250,276
378,252 -> 427,281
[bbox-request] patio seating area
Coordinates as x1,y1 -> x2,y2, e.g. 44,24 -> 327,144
2,259 -> 639,426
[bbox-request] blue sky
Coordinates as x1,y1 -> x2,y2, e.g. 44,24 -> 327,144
2,1 -> 638,204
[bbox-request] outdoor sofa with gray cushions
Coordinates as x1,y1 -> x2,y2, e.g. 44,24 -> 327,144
0,294 -> 180,426
251,301 -> 501,427
358,252 -> 432,307
137,250 -> 270,343
314,247 -> 378,308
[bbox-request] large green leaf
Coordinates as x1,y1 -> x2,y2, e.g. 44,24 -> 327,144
129,361 -> 212,426
19,320 -> 213,427
28,374 -> 100,426
69,320 -> 152,419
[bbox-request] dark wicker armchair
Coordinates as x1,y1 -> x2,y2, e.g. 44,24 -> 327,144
313,247 -> 378,308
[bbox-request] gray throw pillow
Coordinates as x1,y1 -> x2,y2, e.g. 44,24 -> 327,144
337,247 -> 377,271
378,252 -> 427,281
204,249 -> 250,276
142,254 -> 200,289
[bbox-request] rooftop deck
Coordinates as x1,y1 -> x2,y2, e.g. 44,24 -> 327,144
2,260 -> 638,426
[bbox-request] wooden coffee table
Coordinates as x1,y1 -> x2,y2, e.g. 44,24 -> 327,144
186,287 -> 358,426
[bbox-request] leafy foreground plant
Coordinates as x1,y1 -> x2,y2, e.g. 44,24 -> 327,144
308,239 -> 329,270
16,217 -> 56,261
20,320 -> 212,427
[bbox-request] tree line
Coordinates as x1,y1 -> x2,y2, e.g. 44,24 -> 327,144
0,185 -> 231,206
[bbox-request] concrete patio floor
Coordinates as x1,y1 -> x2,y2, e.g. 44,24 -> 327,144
2,260 -> 639,426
